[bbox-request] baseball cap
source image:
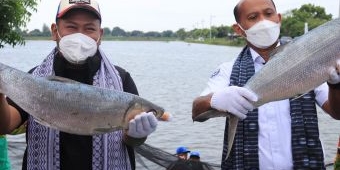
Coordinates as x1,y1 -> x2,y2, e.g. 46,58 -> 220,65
56,0 -> 101,22
176,146 -> 190,155
190,151 -> 200,158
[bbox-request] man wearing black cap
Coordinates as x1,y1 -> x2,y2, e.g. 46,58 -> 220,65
0,0 -> 158,169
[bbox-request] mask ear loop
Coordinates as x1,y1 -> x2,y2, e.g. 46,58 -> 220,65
95,35 -> 101,44
237,24 -> 247,38
237,23 -> 246,31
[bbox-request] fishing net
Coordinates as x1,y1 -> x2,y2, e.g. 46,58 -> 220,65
135,143 -> 220,170
7,137 -> 335,169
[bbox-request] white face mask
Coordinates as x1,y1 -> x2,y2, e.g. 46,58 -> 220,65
57,32 -> 99,64
239,20 -> 280,49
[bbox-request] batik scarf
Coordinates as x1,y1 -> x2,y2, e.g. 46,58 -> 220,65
221,46 -> 324,170
27,48 -> 132,170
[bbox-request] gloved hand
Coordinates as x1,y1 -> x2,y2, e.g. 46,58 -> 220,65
328,59 -> 340,84
210,86 -> 258,120
127,112 -> 158,138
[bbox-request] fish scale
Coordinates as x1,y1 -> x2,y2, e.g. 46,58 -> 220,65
0,63 -> 164,135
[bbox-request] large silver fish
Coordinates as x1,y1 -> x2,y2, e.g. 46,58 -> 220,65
0,62 -> 164,135
194,18 -> 340,159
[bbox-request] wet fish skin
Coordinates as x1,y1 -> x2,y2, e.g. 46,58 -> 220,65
193,18 -> 340,160
0,62 -> 164,135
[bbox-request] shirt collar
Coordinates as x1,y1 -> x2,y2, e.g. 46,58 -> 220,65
249,42 -> 281,65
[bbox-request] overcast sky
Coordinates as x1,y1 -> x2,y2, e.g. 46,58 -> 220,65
26,0 -> 339,32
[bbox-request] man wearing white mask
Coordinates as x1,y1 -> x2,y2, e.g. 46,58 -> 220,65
192,0 -> 340,169
0,0 -> 158,170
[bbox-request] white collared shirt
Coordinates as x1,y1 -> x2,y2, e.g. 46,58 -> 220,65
200,48 -> 328,170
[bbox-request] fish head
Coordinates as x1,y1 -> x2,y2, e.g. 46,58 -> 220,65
123,99 -> 165,129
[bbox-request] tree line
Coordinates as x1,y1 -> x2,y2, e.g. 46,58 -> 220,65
19,23 -> 234,40
0,2 -> 333,48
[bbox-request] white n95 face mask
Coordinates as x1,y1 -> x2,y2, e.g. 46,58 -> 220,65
58,33 -> 98,64
239,20 -> 280,49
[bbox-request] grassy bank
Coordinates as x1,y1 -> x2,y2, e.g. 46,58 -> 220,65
102,36 -> 177,42
185,37 -> 245,47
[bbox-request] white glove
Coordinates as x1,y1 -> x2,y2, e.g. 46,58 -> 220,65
127,112 -> 158,138
328,59 -> 340,84
210,86 -> 258,120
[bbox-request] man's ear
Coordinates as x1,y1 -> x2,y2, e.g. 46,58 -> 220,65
278,13 -> 282,23
51,23 -> 58,41
98,28 -> 104,45
232,23 -> 245,37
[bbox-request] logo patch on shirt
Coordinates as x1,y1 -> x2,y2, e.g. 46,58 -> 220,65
210,68 -> 220,78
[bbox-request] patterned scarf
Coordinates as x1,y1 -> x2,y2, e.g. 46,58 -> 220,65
221,46 -> 324,170
27,48 -> 132,170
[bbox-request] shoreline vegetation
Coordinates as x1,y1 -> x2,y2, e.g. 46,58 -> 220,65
23,36 -> 246,47
6,4 -> 331,49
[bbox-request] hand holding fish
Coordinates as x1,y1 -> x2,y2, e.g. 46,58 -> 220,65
127,112 -> 158,138
328,59 -> 340,85
210,86 -> 258,119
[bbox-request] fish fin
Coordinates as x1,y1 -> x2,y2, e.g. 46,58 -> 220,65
290,93 -> 306,101
46,76 -> 81,84
225,115 -> 239,160
193,109 -> 230,122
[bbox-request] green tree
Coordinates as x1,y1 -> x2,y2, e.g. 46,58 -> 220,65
111,27 -> 126,37
144,31 -> 161,37
161,30 -> 174,37
103,27 -> 111,36
209,26 -> 219,38
190,29 -> 202,39
130,30 -> 143,37
28,29 -> 42,37
0,0 -> 38,48
281,4 -> 332,38
216,25 -> 233,38
176,28 -> 187,40
200,28 -> 210,38
42,24 -> 51,37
